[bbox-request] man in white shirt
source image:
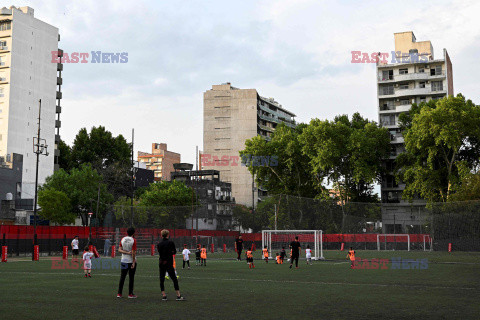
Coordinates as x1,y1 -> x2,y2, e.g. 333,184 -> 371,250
117,228 -> 137,299
71,236 -> 79,261
182,244 -> 191,269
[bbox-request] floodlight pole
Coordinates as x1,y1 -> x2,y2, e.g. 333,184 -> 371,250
32,99 -> 48,260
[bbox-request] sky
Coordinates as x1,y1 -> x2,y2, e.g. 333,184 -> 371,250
10,0 -> 480,165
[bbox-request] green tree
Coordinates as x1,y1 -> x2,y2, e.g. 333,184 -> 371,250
136,181 -> 196,228
241,123 -> 319,198
58,139 -> 73,171
37,189 -> 76,225
40,164 -> 113,225
300,113 -> 390,203
397,95 -> 480,202
68,126 -> 132,200
448,172 -> 480,201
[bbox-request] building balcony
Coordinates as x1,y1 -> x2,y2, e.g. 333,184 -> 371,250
54,163 -> 60,172
379,104 -> 412,114
56,105 -> 62,113
258,123 -> 274,133
54,149 -> 60,157
57,76 -> 62,85
56,91 -> 62,99
0,45 -> 8,52
55,134 -> 61,143
55,120 -> 61,128
0,29 -> 12,39
0,76 -> 7,84
57,63 -> 63,71
0,60 -> 9,69
378,71 -> 445,83
380,87 -> 446,98
57,49 -> 64,57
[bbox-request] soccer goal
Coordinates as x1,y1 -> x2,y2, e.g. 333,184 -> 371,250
377,234 -> 411,251
423,235 -> 433,252
262,230 -> 324,260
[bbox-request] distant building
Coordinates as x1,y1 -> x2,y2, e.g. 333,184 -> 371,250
377,31 -> 454,233
0,153 -> 22,224
138,143 -> 180,181
0,6 -> 63,200
171,163 -> 235,231
203,83 -> 296,208
133,161 -> 154,188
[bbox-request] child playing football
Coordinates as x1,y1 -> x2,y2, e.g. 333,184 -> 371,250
280,246 -> 286,264
275,253 -> 282,264
262,246 -> 269,263
246,249 -> 255,269
200,245 -> 207,266
347,247 -> 356,268
82,246 -> 95,278
305,245 -> 312,265
195,244 -> 201,266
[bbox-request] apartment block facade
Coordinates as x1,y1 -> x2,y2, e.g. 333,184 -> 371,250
137,143 -> 180,181
377,31 -> 453,232
203,83 -> 296,207
0,6 -> 62,202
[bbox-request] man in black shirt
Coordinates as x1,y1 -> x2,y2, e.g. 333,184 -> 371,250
157,229 -> 185,301
235,235 -> 243,261
289,236 -> 301,269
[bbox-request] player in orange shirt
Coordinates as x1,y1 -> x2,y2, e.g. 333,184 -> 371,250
347,247 -> 356,268
246,249 -> 255,269
200,245 -> 207,266
275,253 -> 282,264
262,246 -> 269,263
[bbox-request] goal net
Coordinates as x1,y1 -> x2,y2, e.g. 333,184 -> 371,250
262,230 -> 324,260
377,234 -> 411,251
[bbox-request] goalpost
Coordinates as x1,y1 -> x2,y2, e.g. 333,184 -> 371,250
377,234 -> 410,251
423,235 -> 433,252
262,230 -> 324,260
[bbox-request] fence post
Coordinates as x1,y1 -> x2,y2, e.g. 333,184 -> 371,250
223,243 -> 226,253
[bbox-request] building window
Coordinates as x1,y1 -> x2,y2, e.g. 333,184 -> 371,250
0,22 -> 11,31
420,96 -> 427,103
400,99 -> 410,105
382,70 -> 393,80
398,84 -> 409,90
399,68 -> 408,75
0,40 -> 6,49
418,67 -> 425,73
431,81 -> 443,92
419,81 -> 426,88
430,65 -> 442,76
380,85 -> 394,95
380,115 -> 395,126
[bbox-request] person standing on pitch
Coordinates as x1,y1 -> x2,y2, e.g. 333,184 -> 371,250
71,236 -> 79,261
158,229 -> 185,301
182,244 -> 191,269
117,227 -> 137,299
235,235 -> 243,261
289,236 -> 301,269
104,238 -> 111,257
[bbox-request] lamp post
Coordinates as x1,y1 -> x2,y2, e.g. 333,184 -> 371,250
88,212 -> 93,245
32,99 -> 49,261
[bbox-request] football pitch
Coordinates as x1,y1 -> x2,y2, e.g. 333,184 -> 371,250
1,250 -> 479,320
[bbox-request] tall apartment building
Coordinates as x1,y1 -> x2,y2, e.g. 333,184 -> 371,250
0,6 -> 62,203
203,83 -> 296,207
137,143 -> 180,181
377,31 -> 453,232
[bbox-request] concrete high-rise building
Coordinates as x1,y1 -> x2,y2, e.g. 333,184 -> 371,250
377,31 -> 453,232
203,83 -> 296,207
137,143 -> 181,181
0,6 -> 63,202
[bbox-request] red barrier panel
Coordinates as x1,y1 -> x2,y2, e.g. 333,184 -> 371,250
62,246 -> 68,260
223,244 -> 226,253
211,243 -> 214,253
111,245 -> 116,258
151,244 -> 155,256
1,246 -> 7,262
33,245 -> 39,261
448,243 -> 452,252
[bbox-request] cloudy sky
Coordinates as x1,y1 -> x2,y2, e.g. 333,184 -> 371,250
14,0 -> 480,164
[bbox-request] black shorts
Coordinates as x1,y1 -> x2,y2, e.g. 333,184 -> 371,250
247,257 -> 253,263
73,249 -> 79,255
